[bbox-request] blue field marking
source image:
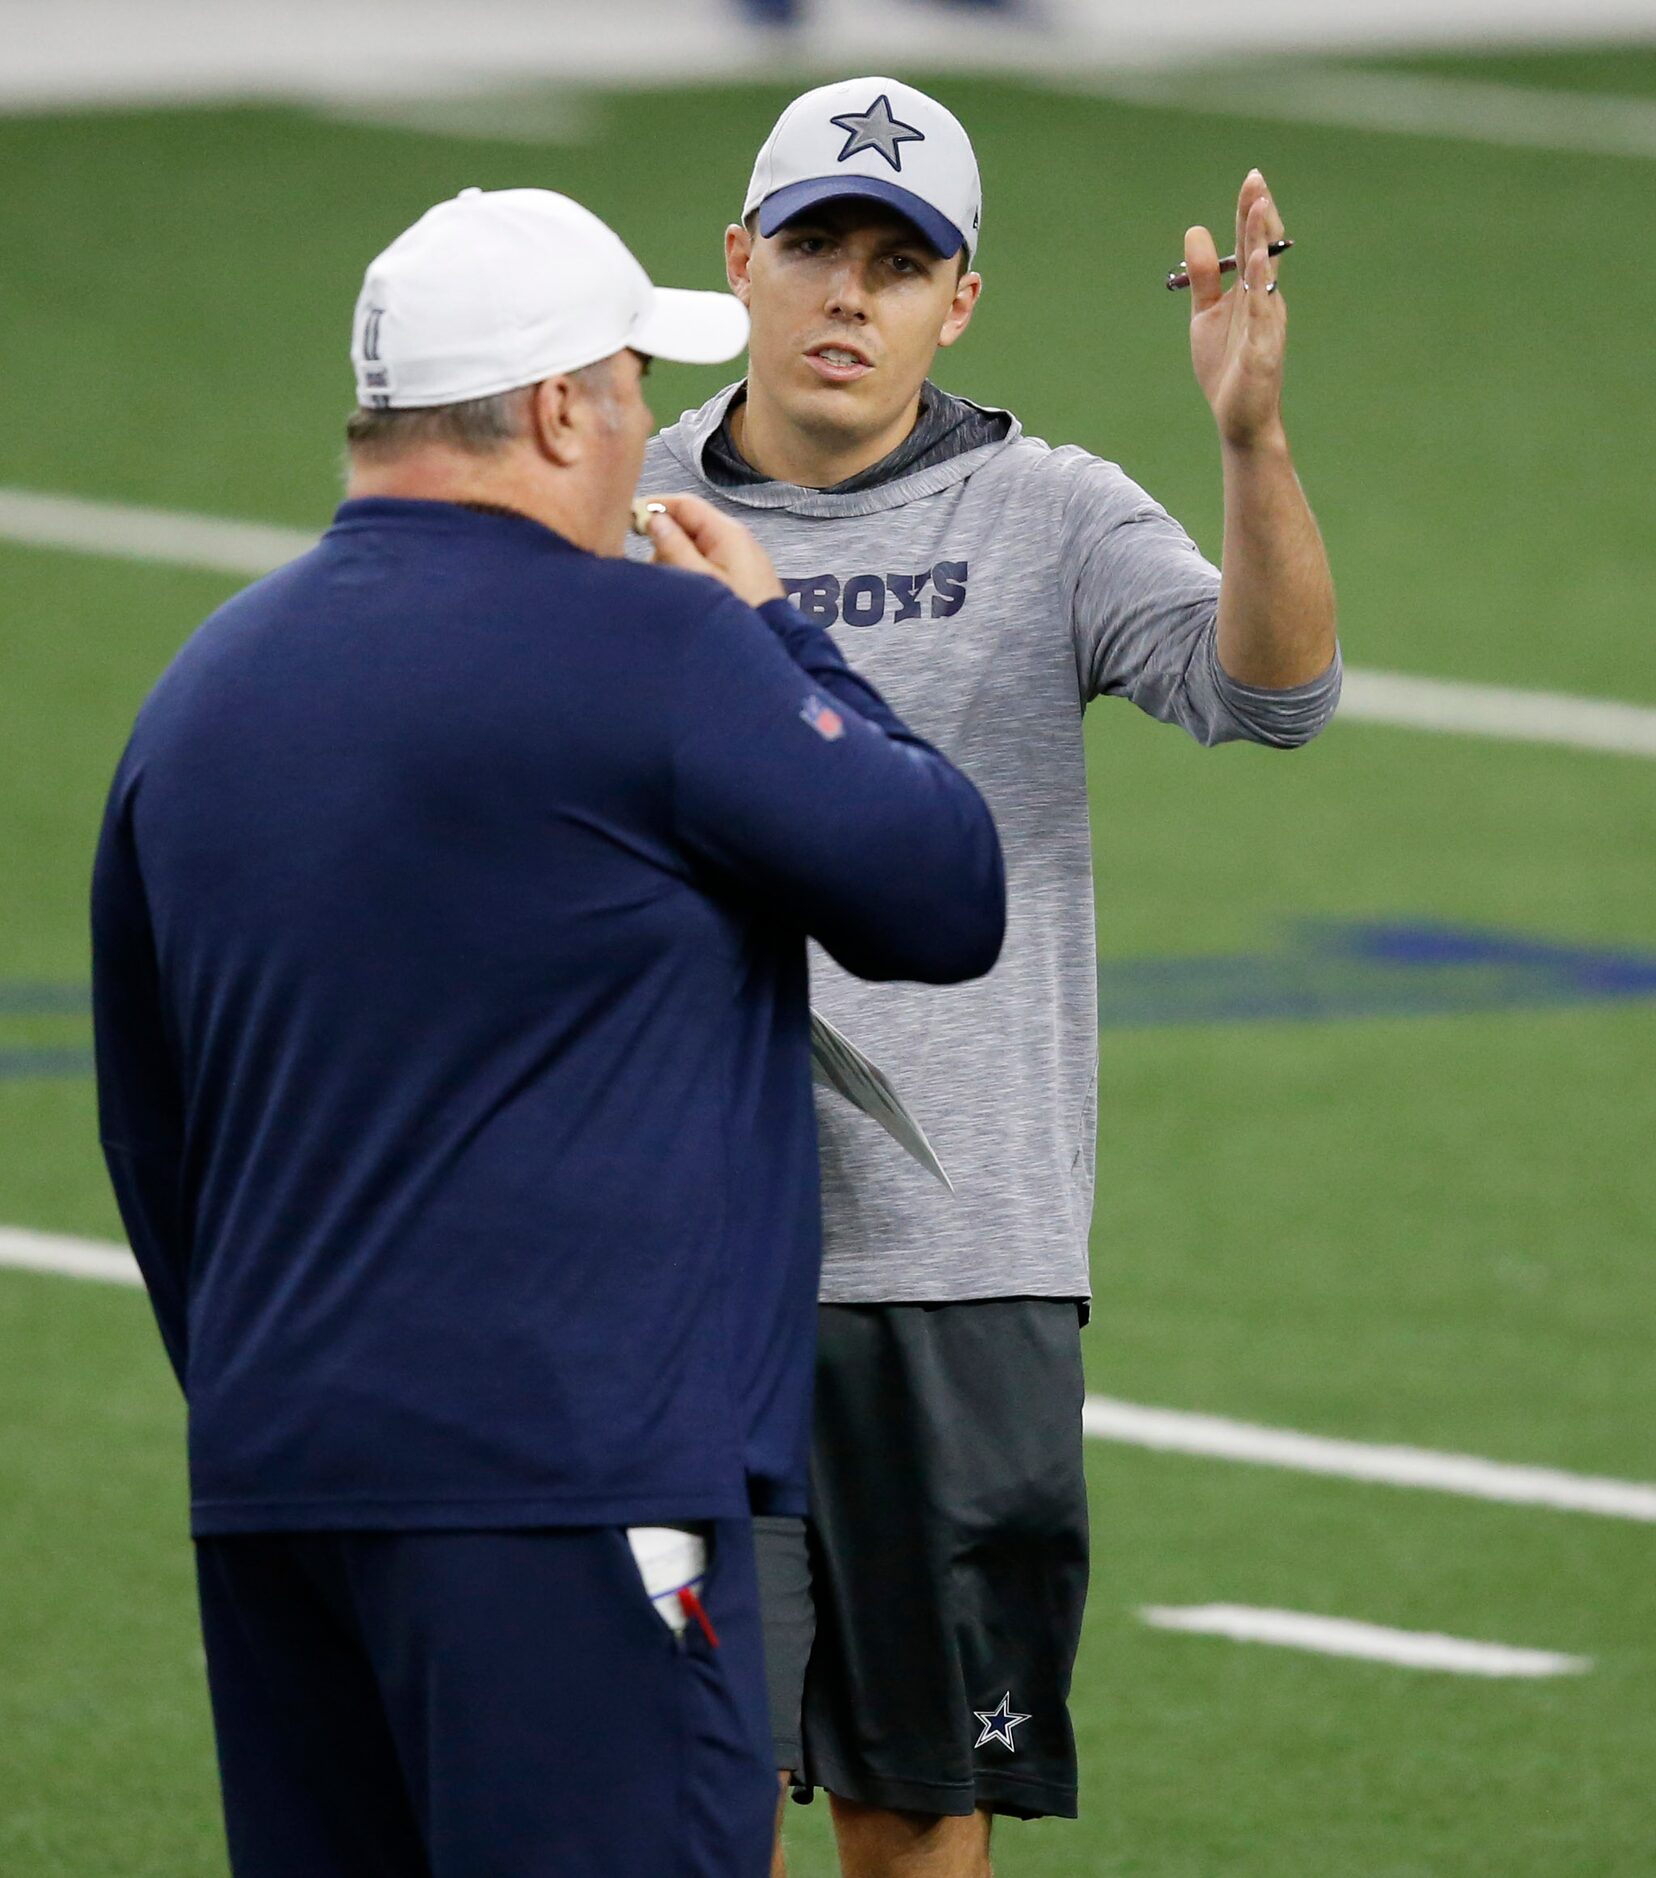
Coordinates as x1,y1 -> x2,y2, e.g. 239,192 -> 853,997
0,983 -> 93,1080
0,1048 -> 95,1078
4,925 -> 1655,1078
0,984 -> 89,1016
1096,921 -> 1656,1029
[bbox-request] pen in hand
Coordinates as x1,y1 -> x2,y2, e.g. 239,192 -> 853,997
1166,237 -> 1293,292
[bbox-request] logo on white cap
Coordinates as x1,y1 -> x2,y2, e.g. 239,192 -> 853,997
351,187 -> 749,410
744,77 -> 982,264
829,94 -> 926,172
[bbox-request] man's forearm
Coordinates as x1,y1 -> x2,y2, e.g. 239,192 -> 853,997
1215,425 -> 1337,689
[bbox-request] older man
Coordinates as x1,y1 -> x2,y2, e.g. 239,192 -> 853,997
91,186 -> 1004,1878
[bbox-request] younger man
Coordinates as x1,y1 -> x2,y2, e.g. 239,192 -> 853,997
636,78 -> 1339,1876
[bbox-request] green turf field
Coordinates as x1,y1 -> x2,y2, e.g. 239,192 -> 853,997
2,44 -> 1654,1875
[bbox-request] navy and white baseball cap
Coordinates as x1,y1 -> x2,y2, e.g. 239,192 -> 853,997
743,77 -> 982,265
352,187 -> 750,409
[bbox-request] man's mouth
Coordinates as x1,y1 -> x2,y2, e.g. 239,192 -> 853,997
805,342 -> 873,383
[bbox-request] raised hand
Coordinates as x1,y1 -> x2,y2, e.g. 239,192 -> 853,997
1183,169 -> 1289,451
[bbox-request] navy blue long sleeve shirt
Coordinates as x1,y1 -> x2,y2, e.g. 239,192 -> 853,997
91,498 -> 1004,1534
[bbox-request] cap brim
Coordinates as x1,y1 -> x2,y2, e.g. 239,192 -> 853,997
757,178 -> 966,260
628,287 -> 750,365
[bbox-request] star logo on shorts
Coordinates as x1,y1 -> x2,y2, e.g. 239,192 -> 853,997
972,1692 -> 1031,1751
829,94 -> 926,172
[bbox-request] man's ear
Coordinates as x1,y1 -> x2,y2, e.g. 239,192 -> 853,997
531,376 -> 582,467
725,223 -> 754,307
936,271 -> 982,351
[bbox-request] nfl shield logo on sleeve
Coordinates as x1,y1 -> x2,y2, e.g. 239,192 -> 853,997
800,695 -> 846,742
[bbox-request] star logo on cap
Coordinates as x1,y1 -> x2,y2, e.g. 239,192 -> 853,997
972,1692 -> 1031,1751
829,94 -> 926,173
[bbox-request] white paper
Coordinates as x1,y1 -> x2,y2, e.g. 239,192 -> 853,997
810,1009 -> 954,1193
626,1525 -> 707,1635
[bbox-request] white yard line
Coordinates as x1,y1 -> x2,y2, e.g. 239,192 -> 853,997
5,484 -> 1655,760
0,1224 -> 143,1287
1079,66 -> 1656,162
0,489 -> 312,580
7,1223 -> 1656,1522
1085,1396 -> 1656,1522
1139,1604 -> 1591,1676
1339,669 -> 1656,758
323,69 -> 1656,162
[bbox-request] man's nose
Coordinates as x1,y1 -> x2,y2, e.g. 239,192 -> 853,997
824,263 -> 870,322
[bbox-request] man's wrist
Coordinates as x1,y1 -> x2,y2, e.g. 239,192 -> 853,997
1219,419 -> 1291,464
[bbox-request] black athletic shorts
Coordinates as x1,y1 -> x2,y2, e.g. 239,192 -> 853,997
756,1298 -> 1089,1821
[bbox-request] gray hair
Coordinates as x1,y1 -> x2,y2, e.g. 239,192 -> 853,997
344,358 -> 621,461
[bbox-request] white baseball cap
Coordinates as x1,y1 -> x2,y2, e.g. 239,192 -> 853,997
352,187 -> 750,409
743,77 -> 982,265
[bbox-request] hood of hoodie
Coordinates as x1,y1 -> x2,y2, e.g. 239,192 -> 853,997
652,381 -> 1022,520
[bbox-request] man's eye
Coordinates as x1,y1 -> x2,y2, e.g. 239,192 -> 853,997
890,255 -> 926,276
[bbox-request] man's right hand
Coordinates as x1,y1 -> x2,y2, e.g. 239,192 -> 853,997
645,493 -> 786,610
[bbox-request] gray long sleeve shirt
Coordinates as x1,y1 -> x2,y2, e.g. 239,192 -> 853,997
634,385 -> 1341,1302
